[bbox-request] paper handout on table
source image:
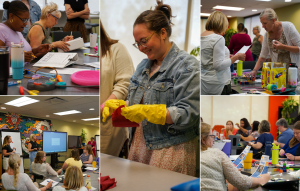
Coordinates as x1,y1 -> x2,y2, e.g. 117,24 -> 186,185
251,155 -> 269,178
50,68 -> 90,75
84,62 -> 100,68
234,45 -> 251,63
232,145 -> 251,168
85,167 -> 98,170
33,53 -> 78,68
40,179 -> 59,187
212,140 -> 226,151
58,37 -> 85,52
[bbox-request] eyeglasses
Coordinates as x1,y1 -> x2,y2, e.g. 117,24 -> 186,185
133,31 -> 156,50
13,13 -> 29,24
209,135 -> 216,139
51,14 -> 59,22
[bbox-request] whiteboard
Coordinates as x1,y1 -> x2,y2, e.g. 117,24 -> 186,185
95,135 -> 99,151
1,131 -> 22,156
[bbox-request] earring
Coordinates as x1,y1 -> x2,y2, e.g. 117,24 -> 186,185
10,19 -> 13,23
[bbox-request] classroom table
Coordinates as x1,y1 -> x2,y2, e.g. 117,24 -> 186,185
100,153 -> 197,191
242,163 -> 299,191
7,43 -> 99,95
45,166 -> 99,190
231,78 -> 263,94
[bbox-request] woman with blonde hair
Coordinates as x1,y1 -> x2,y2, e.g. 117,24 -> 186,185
27,2 -> 73,52
80,145 -> 93,164
1,154 -> 52,191
100,20 -> 135,157
201,11 -> 246,95
53,166 -> 87,191
201,122 -> 270,190
28,134 -> 41,173
31,151 -> 62,177
61,149 -> 83,170
248,8 -> 300,78
2,135 -> 16,171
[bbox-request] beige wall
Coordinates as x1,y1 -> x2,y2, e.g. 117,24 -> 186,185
228,17 -> 244,30
23,118 -> 99,169
275,3 -> 300,33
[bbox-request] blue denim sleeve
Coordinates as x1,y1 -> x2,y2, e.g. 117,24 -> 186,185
168,56 -> 200,129
2,10 -> 7,22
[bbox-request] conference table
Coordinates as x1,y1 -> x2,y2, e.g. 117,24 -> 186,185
7,43 -> 99,95
45,165 -> 99,190
100,153 -> 197,191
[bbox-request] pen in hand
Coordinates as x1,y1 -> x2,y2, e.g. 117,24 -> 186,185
24,51 -> 37,59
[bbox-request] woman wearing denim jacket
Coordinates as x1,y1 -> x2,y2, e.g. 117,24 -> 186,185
127,0 -> 200,176
2,0 -> 41,38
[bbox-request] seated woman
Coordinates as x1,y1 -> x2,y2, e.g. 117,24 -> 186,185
241,121 -> 260,141
1,154 -> 52,191
279,121 -> 300,160
221,120 -> 238,139
26,2 -> 73,52
80,145 -> 93,164
2,135 -> 16,172
31,151 -> 62,177
0,1 -> 49,62
248,120 -> 274,156
201,122 -> 270,191
235,118 -> 252,137
53,166 -> 87,191
61,149 -> 83,170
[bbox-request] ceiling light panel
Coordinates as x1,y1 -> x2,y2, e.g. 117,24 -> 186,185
213,5 -> 245,11
53,110 -> 81,116
5,97 -> 40,107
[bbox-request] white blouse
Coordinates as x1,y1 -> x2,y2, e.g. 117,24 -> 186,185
201,33 -> 231,95
201,148 -> 253,191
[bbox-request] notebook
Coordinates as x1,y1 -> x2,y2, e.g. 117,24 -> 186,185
33,52 -> 78,68
58,37 -> 85,52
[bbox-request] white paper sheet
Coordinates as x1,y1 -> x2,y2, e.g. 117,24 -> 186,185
58,37 -> 85,52
84,62 -> 100,68
50,68 -> 90,75
40,179 -> 59,187
212,141 -> 226,150
85,167 -> 98,170
234,45 -> 251,63
230,155 -> 240,161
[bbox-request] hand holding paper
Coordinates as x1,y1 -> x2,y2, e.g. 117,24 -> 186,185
234,45 -> 251,63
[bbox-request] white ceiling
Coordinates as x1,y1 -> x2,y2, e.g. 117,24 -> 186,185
0,96 -> 99,127
201,0 -> 300,17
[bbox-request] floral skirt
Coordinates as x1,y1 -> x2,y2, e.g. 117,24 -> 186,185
128,123 -> 197,176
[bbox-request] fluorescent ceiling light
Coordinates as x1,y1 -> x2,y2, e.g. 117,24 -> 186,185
228,16 -> 232,17
256,0 -> 271,1
1,107 -> 6,109
252,9 -> 257,11
5,97 -> 39,107
53,110 -> 81,116
200,13 -> 211,16
46,115 -> 50,117
213,5 -> 244,11
89,108 -> 95,110
285,0 -> 291,2
91,124 -> 94,125
73,120 -> 76,122
81,117 -> 100,121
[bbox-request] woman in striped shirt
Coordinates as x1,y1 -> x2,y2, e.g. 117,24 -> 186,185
80,145 -> 93,164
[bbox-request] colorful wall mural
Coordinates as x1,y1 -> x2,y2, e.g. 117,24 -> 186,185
0,112 -> 52,157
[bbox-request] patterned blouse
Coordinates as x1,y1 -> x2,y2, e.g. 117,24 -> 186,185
201,148 -> 253,190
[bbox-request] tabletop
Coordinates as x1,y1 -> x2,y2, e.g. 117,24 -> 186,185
8,44 -> 99,95
100,153 -> 197,191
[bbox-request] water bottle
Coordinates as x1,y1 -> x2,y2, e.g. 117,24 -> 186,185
272,143 -> 280,165
85,175 -> 92,191
265,141 -> 272,158
0,46 -> 9,95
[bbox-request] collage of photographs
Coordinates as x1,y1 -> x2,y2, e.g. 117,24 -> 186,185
5,0 -> 300,190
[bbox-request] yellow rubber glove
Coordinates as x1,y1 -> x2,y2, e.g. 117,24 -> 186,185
102,99 -> 127,122
121,104 -> 166,125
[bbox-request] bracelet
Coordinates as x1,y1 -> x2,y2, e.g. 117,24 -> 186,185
50,44 -> 54,50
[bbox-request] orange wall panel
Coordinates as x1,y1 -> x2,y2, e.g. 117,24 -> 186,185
269,96 -> 288,139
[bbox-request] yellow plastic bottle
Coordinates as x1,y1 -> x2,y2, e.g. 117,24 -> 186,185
85,175 -> 92,190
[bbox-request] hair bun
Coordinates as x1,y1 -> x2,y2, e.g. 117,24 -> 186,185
3,1 -> 10,10
155,0 -> 172,20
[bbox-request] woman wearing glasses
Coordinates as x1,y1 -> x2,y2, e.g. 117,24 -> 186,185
0,1 -> 49,62
63,0 -> 90,42
2,0 -> 41,38
31,151 -> 62,177
100,20 -> 135,157
125,0 -> 199,176
26,2 -> 73,52
201,123 -> 270,190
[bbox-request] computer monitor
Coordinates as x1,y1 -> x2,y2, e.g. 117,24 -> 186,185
43,131 -> 67,153
68,135 -> 81,149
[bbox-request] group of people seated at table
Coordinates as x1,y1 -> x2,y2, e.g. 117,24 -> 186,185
1,146 -> 94,191
201,117 -> 300,190
0,0 -> 90,62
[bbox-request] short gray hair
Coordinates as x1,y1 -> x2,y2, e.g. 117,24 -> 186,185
276,118 -> 288,128
253,25 -> 261,33
260,8 -> 278,21
258,120 -> 271,134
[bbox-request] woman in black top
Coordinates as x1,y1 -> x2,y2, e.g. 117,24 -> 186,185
63,0 -> 90,42
2,135 -> 16,171
235,118 -> 252,137
28,134 -> 40,173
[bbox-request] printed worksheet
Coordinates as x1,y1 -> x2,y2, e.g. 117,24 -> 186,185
233,145 -> 251,168
251,155 -> 269,178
